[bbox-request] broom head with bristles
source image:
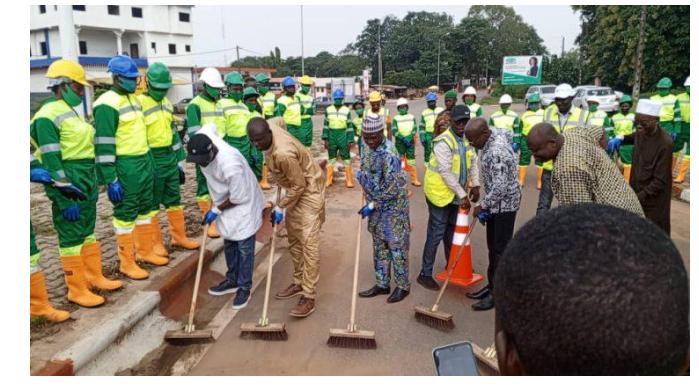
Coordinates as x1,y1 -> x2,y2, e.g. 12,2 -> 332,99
164,328 -> 215,344
414,305 -> 455,331
240,322 -> 288,341
327,328 -> 377,349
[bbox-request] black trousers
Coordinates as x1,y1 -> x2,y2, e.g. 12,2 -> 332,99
485,211 -> 517,291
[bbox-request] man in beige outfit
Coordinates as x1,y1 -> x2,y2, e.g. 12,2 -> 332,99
247,117 -> 326,318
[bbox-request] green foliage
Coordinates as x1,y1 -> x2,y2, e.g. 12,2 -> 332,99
491,84 -> 529,100
230,48 -> 365,78
541,49 -> 594,86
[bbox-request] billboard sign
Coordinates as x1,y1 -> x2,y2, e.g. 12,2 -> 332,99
501,55 -> 542,85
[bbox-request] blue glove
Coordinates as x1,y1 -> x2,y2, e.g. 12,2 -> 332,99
271,206 -> 284,226
107,180 -> 124,203
477,210 -> 491,225
511,142 -> 520,153
54,182 -> 87,201
357,202 -> 375,218
30,168 -> 53,184
671,132 -> 679,142
607,137 -> 622,155
203,207 -> 220,225
63,205 -> 81,222
402,136 -> 412,147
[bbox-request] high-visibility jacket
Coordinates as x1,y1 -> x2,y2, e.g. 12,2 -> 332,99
583,110 -> 613,134
277,95 -> 302,127
295,91 -> 314,120
521,109 -> 545,137
326,105 -> 351,129
187,94 -> 225,137
677,92 -> 690,123
543,105 -> 587,132
140,94 -> 175,147
352,114 -> 363,136
424,129 -> 474,207
611,112 -> 635,137
393,113 -> 416,137
468,103 -> 483,118
420,107 -> 445,134
489,109 -> 519,131
219,97 -> 249,139
93,90 -> 149,157
259,91 -> 277,118
650,94 -> 678,123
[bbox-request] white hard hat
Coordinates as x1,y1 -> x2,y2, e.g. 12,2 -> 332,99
396,97 -> 409,107
499,94 -> 513,104
199,67 -> 225,88
463,86 -> 477,96
685,76 -> 690,87
554,83 -> 574,99
586,95 -> 600,103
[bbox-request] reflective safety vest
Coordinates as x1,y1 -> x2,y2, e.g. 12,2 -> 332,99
424,129 -> 474,207
650,94 -> 677,122
278,95 -> 302,127
219,97 -> 250,138
188,94 -> 225,137
468,103 -> 482,117
352,115 -> 363,136
521,109 -> 544,137
677,92 -> 690,123
93,90 -> 149,156
30,99 -> 95,165
139,94 -> 175,148
543,106 -> 587,132
259,91 -> 277,118
490,109 -> 518,131
583,110 -> 609,128
422,107 -> 445,133
295,91 -> 313,120
394,113 -> 416,137
326,105 -> 351,130
612,112 -> 635,137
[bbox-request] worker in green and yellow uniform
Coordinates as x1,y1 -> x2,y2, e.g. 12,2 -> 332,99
488,94 -> 520,133
516,93 -> 545,188
185,67 -> 225,239
323,89 -> 355,188
650,77 -> 682,171
674,76 -> 690,183
583,96 -> 614,137
444,89 -> 458,113
462,86 -> 483,118
276,76 -> 306,145
294,75 -> 315,147
611,95 -> 636,183
351,100 -> 365,157
31,59 -> 123,307
139,62 -> 200,256
94,55 -> 166,280
419,92 -> 444,163
393,97 -> 421,186
255,73 -> 277,119
243,86 -> 271,189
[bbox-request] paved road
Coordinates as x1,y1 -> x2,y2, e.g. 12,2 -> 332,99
188,98 -> 690,375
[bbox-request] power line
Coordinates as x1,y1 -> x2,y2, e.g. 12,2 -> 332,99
147,44 -> 266,59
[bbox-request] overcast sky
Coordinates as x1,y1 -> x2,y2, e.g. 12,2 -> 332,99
192,5 -> 581,68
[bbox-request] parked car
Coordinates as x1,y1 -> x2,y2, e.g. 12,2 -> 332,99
313,96 -> 332,114
174,98 -> 192,114
572,86 -> 619,113
525,84 -> 557,107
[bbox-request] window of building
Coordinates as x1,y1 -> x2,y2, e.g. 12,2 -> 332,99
39,42 -> 47,56
130,43 -> 139,58
72,5 -> 86,11
79,41 -> 87,55
131,7 -> 142,18
185,44 -> 191,52
38,5 -> 46,14
168,44 -> 177,55
107,5 -> 119,15
179,12 -> 190,22
151,42 -> 157,53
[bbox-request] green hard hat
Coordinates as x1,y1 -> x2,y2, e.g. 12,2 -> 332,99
620,94 -> 633,104
243,86 -> 259,99
445,89 -> 458,99
255,73 -> 270,83
656,77 -> 672,89
225,71 -> 244,86
146,62 -> 172,89
527,92 -> 541,103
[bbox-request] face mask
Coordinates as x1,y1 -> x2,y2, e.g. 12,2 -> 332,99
228,91 -> 243,101
62,84 -> 83,107
686,86 -> 690,95
355,108 -> 364,116
588,103 -> 598,112
398,108 -> 408,115
528,104 -> 539,111
659,89 -> 669,97
118,76 -> 137,93
246,102 -> 258,112
334,99 -> 343,107
149,88 -> 168,102
259,86 -> 269,94
301,86 -> 310,94
428,102 -> 436,109
500,105 -> 510,112
205,85 -> 220,99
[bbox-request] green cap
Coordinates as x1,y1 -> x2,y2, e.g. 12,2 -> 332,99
243,86 -> 259,99
146,62 -> 172,89
445,89 -> 458,99
620,94 -> 633,104
225,71 -> 244,86
527,92 -> 541,103
255,73 -> 270,83
657,77 -> 672,89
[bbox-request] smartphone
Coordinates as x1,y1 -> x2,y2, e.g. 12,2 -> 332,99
432,340 -> 480,376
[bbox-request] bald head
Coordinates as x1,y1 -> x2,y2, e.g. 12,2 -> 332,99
247,117 -> 273,151
528,123 -> 563,162
464,118 -> 490,148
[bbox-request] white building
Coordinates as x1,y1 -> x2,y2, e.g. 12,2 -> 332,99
30,4 -> 196,113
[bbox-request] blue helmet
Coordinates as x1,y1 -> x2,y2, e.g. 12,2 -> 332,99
107,55 -> 140,78
282,76 -> 295,88
332,89 -> 345,100
426,92 -> 438,102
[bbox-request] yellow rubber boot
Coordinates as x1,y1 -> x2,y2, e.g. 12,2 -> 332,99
151,216 -> 169,257
325,165 -> 334,187
623,165 -> 632,183
61,255 -> 105,307
671,155 -> 677,178
117,233 -> 149,280
134,223 -> 169,266
259,164 -> 272,190
197,200 -> 220,239
674,159 -> 690,183
82,241 -> 123,291
345,164 -> 356,188
409,164 -> 422,186
30,272 -> 71,322
536,167 -> 544,190
518,166 -> 527,187
167,209 -> 200,250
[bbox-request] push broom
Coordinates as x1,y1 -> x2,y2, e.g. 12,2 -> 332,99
240,187 -> 288,341
327,193 -> 376,349
414,213 -> 478,331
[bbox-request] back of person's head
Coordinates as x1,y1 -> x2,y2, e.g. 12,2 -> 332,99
493,203 -> 689,375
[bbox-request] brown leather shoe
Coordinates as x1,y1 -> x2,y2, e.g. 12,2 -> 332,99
289,296 -> 315,318
275,283 -> 303,300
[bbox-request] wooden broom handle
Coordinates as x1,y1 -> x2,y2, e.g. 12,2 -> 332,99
187,224 -> 209,331
261,187 -> 282,323
348,193 -> 365,329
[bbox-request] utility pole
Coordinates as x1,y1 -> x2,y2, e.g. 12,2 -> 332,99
378,22 -> 383,91
561,36 -> 565,57
632,5 -> 647,101
301,5 -> 305,75
236,45 -> 240,72
437,39 -> 441,88
220,6 -> 227,66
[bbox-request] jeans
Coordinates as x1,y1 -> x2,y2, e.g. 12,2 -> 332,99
223,234 -> 256,291
421,198 -> 458,277
485,211 -> 517,291
536,169 -> 553,215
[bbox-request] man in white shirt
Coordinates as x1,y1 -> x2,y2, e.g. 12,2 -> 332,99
186,124 -> 265,309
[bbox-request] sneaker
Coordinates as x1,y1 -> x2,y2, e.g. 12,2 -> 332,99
208,279 -> 238,296
232,289 -> 251,310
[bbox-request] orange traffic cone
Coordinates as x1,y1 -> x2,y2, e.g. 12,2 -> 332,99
435,208 -> 484,288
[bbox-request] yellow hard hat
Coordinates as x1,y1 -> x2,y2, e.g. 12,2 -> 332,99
299,75 -> 313,85
368,91 -> 382,102
46,59 -> 89,86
